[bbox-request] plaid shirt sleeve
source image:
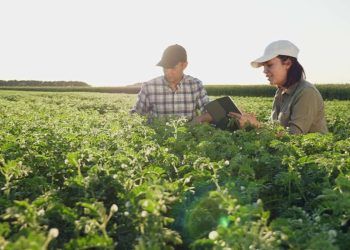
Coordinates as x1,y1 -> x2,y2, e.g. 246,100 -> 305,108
131,83 -> 151,115
196,80 -> 210,113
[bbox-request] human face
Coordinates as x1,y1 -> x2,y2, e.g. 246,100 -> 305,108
163,62 -> 188,85
263,57 -> 291,87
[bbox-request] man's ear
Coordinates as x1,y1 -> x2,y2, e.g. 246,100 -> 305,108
182,62 -> 188,70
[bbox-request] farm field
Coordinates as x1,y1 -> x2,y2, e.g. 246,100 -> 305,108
0,91 -> 349,249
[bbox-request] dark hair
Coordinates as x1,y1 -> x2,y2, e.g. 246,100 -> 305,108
278,55 -> 305,88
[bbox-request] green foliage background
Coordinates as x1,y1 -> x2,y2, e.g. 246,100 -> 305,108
0,91 -> 349,249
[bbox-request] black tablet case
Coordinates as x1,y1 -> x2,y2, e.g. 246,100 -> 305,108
204,96 -> 242,129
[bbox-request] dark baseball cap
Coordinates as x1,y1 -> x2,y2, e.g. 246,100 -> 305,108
156,44 -> 187,68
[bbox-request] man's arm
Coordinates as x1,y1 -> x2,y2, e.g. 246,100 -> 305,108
192,112 -> 213,124
191,80 -> 211,124
228,112 -> 260,128
196,82 -> 210,113
131,83 -> 150,115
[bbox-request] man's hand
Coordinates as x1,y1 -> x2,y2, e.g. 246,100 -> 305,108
228,112 -> 260,128
192,112 -> 213,125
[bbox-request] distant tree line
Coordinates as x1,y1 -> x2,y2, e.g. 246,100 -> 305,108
1,83 -> 349,100
0,80 -> 90,87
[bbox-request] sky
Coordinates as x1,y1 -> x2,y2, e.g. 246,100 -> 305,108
0,0 -> 349,86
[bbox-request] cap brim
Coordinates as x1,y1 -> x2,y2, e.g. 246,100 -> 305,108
250,54 -> 276,68
156,60 -> 164,67
156,60 -> 178,68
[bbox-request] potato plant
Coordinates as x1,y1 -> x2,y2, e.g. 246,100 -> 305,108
0,91 -> 349,249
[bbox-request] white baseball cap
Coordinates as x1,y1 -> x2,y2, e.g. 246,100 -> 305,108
251,40 -> 299,68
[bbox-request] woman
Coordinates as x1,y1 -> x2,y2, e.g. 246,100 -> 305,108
230,40 -> 328,134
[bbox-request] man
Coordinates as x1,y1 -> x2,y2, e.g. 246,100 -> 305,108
132,44 -> 212,123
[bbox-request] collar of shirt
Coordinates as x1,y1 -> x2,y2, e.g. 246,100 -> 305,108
281,80 -> 302,96
163,75 -> 186,92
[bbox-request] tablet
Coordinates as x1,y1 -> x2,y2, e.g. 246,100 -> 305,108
204,96 -> 242,129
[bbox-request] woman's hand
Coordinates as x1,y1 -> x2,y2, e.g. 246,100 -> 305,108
228,112 -> 260,128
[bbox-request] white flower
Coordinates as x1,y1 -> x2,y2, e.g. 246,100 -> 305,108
124,211 -> 129,216
160,204 -> 167,213
235,217 -> 241,224
281,234 -> 288,241
125,201 -> 131,208
48,228 -> 59,238
84,224 -> 91,233
110,204 -> 118,213
224,160 -> 230,166
141,211 -> 148,217
37,209 -> 45,216
142,200 -> 149,208
184,177 -> 191,184
328,229 -> 337,238
263,231 -> 272,240
256,199 -> 263,206
64,159 -> 69,164
208,230 -> 219,240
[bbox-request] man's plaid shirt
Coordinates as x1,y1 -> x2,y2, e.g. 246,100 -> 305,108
132,75 -> 209,119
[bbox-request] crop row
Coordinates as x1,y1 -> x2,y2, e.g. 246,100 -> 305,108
0,91 -> 349,249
